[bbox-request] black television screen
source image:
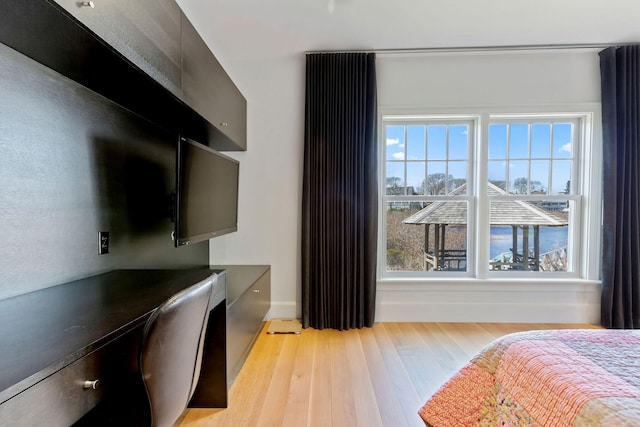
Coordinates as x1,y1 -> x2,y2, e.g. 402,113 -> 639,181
174,136 -> 239,247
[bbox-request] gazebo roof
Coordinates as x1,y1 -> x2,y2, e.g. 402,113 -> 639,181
403,182 -> 568,227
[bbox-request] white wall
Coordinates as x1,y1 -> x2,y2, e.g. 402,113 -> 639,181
213,49 -> 603,323
209,56 -> 306,318
377,49 -> 601,107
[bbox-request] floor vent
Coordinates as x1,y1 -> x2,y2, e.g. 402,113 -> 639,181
267,318 -> 302,334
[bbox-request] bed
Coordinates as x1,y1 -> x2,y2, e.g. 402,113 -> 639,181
418,329 -> 640,426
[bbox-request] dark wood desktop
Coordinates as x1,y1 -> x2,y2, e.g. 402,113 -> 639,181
0,269 -> 227,426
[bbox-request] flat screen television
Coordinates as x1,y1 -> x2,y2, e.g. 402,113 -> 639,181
174,136 -> 239,247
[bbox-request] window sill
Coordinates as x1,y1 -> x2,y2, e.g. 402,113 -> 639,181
377,276 -> 601,292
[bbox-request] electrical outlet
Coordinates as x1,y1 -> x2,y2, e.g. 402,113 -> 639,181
98,231 -> 109,254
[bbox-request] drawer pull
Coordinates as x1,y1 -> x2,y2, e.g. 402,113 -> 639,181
83,379 -> 100,390
252,289 -> 260,293
80,1 -> 95,8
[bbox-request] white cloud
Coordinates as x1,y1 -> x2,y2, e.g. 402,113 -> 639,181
392,152 -> 405,160
559,142 -> 572,154
399,143 -> 405,148
386,138 -> 399,146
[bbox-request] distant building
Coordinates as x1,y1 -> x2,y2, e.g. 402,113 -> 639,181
535,200 -> 568,211
386,186 -> 425,210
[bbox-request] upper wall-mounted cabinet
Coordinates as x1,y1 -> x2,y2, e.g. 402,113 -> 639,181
48,0 -> 246,151
181,16 -> 247,151
52,0 -> 183,99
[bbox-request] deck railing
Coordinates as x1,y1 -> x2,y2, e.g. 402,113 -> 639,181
489,247 -> 567,271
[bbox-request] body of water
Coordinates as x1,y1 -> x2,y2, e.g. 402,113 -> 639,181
490,226 -> 568,259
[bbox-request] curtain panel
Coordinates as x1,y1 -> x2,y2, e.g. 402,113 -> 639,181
302,53 -> 378,330
600,45 -> 640,329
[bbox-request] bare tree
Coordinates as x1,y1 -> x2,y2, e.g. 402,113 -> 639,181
386,176 -> 402,188
421,173 -> 466,195
511,177 -> 545,194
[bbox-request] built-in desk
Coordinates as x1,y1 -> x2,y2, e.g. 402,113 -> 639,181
0,265 -> 271,425
0,268 -> 225,426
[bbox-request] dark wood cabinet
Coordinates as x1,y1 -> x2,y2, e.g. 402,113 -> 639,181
3,0 -> 247,150
0,327 -> 142,427
48,0 -> 247,151
181,16 -> 247,151
0,343 -> 109,427
214,265 -> 271,384
52,0 -> 183,98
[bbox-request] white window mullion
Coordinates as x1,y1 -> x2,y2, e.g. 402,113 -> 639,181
549,123 -> 554,195
476,114 -> 489,279
528,123 -> 533,195
444,125 -> 450,194
424,125 -> 429,195
505,124 -> 511,194
403,125 -> 408,194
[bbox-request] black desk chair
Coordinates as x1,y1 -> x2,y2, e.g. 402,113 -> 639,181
73,274 -> 215,427
140,275 -> 214,427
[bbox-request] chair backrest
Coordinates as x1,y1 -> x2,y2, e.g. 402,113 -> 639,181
140,274 -> 215,427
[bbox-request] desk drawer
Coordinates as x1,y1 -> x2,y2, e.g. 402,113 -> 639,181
227,270 -> 270,383
0,347 -> 107,427
0,328 -> 140,427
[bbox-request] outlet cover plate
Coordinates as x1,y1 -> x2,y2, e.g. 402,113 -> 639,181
98,231 -> 109,254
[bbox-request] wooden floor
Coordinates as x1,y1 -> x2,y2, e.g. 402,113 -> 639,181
181,322 -> 599,427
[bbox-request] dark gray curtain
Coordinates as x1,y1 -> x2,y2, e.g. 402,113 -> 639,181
302,53 -> 378,330
600,45 -> 640,329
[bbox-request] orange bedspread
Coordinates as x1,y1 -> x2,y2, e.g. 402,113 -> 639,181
419,329 -> 640,426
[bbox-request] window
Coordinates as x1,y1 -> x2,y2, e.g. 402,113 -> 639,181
384,118 -> 473,272
381,113 -> 590,278
487,119 -> 579,273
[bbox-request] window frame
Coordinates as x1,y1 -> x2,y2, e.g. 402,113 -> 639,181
381,115 -> 477,278
378,108 -> 599,283
485,115 -> 582,278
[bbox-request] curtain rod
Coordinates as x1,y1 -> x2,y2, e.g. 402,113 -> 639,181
306,42 -> 631,55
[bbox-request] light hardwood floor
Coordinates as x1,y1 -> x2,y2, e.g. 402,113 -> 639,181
181,322 -> 600,427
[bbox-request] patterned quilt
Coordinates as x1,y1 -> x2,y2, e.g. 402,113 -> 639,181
418,329 -> 640,426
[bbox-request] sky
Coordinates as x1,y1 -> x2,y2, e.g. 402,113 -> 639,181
385,122 -> 573,195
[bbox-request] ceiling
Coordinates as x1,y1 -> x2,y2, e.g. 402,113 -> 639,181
177,0 -> 640,62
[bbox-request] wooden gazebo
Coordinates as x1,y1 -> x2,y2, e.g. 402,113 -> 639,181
402,182 -> 568,271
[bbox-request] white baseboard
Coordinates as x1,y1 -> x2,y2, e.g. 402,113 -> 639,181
266,301 -> 298,320
265,301 -> 599,323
